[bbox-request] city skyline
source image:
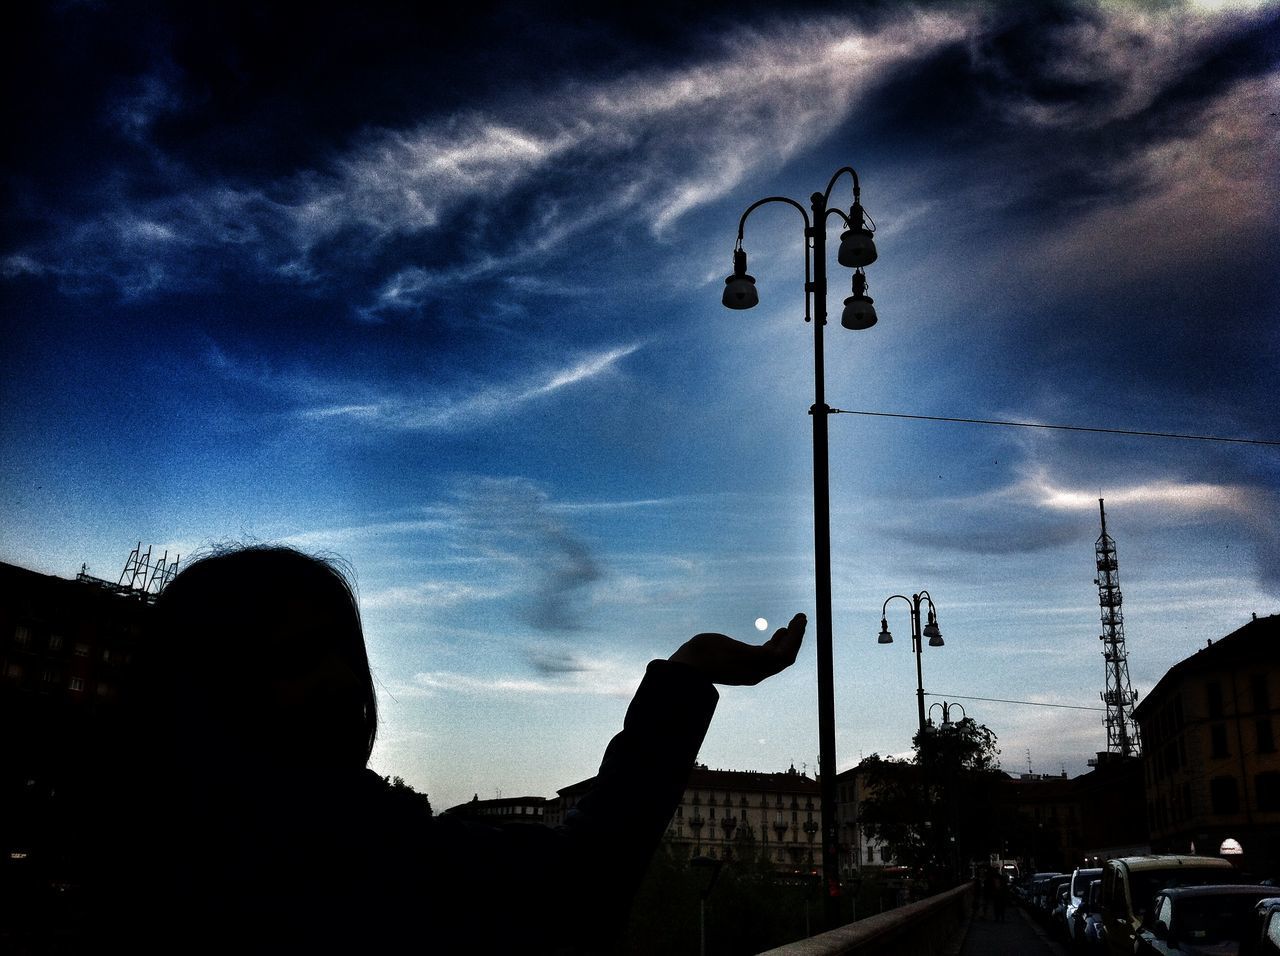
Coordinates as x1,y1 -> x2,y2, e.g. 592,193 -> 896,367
2,0 -> 1277,811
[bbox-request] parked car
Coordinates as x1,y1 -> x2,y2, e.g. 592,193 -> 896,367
1239,897 -> 1280,956
1043,874 -> 1073,921
1066,868 -> 1104,944
1135,885 -> 1277,956
1027,872 -> 1065,910
1075,879 -> 1105,951
1101,855 -> 1236,956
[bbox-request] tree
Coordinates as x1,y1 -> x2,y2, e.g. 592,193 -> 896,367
857,717 -> 1003,886
380,774 -> 433,817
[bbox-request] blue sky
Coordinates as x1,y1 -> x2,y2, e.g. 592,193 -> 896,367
2,0 -> 1277,811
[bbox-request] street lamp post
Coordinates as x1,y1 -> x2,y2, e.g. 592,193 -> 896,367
877,592 -> 943,736
722,167 -> 879,929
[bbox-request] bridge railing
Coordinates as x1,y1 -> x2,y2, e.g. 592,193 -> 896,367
756,883 -> 973,956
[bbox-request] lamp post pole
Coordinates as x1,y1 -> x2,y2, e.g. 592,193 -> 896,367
910,595 -> 926,734
722,168 -> 879,930
808,188 -> 841,927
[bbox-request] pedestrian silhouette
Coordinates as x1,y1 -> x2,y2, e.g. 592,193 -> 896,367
102,546 -> 805,954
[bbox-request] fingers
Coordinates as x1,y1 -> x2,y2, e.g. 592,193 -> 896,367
759,612 -> 806,675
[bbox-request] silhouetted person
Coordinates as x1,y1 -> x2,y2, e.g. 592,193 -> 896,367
103,546 -> 805,954
990,869 -> 1007,921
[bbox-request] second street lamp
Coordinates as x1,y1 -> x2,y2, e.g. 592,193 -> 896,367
721,167 -> 879,929
878,591 -> 944,737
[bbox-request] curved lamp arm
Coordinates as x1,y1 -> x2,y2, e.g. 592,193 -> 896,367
734,196 -> 813,323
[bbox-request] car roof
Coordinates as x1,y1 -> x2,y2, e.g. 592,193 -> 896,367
1157,885 -> 1277,899
1111,855 -> 1235,872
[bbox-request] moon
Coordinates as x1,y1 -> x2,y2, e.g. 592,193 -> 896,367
754,617 -> 768,631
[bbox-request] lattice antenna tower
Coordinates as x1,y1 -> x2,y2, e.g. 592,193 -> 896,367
118,542 -> 181,596
1094,499 -> 1141,756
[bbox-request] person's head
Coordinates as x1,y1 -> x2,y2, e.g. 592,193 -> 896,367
143,546 -> 377,771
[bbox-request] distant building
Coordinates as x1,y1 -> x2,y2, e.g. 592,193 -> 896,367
1133,613 -> 1280,873
547,764 -> 822,875
834,761 -> 898,876
0,560 -> 153,943
444,794 -> 548,824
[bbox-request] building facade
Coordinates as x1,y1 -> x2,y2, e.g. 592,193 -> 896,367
444,794 -> 548,824
1,560 -> 154,946
1133,613 -> 1280,873
547,764 -> 822,874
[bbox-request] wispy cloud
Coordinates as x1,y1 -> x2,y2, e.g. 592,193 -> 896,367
1019,468 -> 1252,513
8,8 -> 980,303
299,342 -> 641,431
206,340 -> 641,432
883,463 -> 1268,556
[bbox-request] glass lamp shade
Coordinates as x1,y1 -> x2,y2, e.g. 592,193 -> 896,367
837,228 -> 877,268
877,619 -> 893,644
841,293 -> 877,330
722,273 -> 758,310
924,612 -> 942,646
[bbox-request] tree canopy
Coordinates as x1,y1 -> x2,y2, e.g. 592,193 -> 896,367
856,716 -> 1004,885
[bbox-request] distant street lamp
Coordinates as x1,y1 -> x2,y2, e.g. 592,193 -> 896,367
928,700 -> 966,729
722,167 -> 880,929
878,592 -> 943,736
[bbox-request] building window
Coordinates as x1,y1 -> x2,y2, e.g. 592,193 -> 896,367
74,643 -> 89,658
48,634 -> 63,651
1210,724 -> 1230,758
1258,719 -> 1276,754
1253,674 -> 1270,713
1257,773 -> 1280,812
1209,776 -> 1239,815
14,625 -> 32,646
69,676 -> 85,692
1206,681 -> 1224,718
6,662 -> 22,678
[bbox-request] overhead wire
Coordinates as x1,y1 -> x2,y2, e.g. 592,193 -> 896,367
926,692 -> 1106,712
828,408 -> 1279,446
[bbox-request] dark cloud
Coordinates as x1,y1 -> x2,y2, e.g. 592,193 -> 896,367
525,647 -> 593,676
456,478 -> 603,633
884,505 -> 1086,556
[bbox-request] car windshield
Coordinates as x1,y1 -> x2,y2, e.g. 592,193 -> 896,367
1073,869 -> 1101,898
1131,868 -> 1234,917
1173,894 -> 1269,945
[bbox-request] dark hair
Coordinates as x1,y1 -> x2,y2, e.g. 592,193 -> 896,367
143,545 -> 378,767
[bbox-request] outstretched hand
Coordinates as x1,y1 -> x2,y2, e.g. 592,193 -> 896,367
668,613 -> 806,686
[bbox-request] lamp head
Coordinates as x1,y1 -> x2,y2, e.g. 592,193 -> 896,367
924,610 -> 943,646
722,247 -> 758,310
837,201 -> 877,268
841,269 -> 876,330
877,618 -> 893,644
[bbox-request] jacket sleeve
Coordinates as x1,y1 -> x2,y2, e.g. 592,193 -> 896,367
562,659 -> 719,930
406,658 -> 718,953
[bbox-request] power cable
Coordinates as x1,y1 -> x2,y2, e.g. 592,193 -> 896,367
829,408 -> 1279,446
926,692 -> 1105,712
